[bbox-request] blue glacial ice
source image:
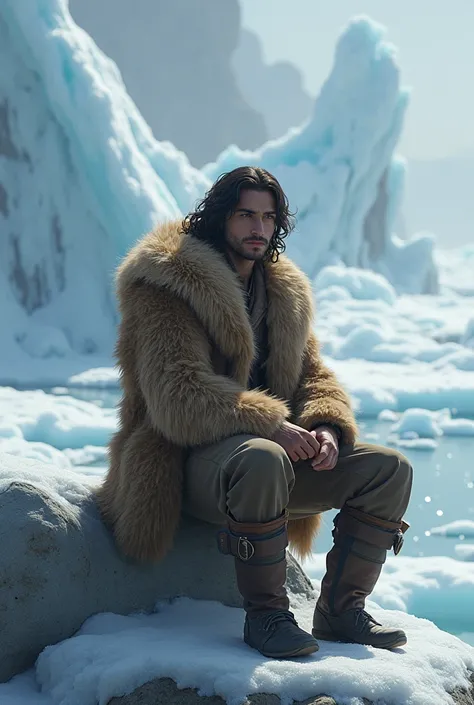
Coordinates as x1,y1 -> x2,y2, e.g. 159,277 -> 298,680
1,0 -> 438,381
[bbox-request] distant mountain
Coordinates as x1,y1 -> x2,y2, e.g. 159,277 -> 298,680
69,0 -> 268,168
402,154 -> 474,248
232,29 -> 313,138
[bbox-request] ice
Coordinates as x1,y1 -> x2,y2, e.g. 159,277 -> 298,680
440,416 -> 474,436
0,0 -> 207,385
304,554 -> 474,645
430,521 -> 474,539
67,368 -> 120,388
1,4 -> 446,385
391,409 -> 444,439
204,18 -> 437,296
0,387 -> 115,454
455,545 -> 474,562
436,246 -> 474,297
1,3 -> 474,702
314,266 -> 397,305
378,409 -> 399,422
390,437 -> 440,451
385,409 -> 474,452
462,318 -> 474,349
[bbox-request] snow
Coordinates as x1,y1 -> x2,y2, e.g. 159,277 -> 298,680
390,409 -> 446,440
204,18 -> 437,297
1,391 -> 473,703
0,0 -> 207,385
314,266 -> 397,305
1,589 -> 473,705
67,368 -> 120,388
303,553 -> 474,636
313,258 -> 474,417
1,1 -> 474,703
1,3 -> 446,386
463,318 -> 474,349
436,246 -> 474,298
378,409 -> 399,422
455,545 -> 474,562
0,388 -> 116,460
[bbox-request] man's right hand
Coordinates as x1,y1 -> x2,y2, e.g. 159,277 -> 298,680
270,421 -> 321,463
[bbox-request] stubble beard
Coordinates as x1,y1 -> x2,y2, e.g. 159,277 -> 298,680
227,237 -> 269,262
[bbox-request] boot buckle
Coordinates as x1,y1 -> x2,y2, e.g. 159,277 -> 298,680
393,530 -> 404,555
238,536 -> 255,561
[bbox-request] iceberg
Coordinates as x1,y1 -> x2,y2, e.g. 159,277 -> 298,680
0,0 -> 206,379
1,0 -> 438,384
204,18 -> 437,296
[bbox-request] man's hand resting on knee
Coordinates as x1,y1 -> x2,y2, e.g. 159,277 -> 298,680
309,426 -> 339,471
270,422 -> 339,471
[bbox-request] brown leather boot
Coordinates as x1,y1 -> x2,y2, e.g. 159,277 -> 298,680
312,506 -> 409,649
218,512 -> 319,658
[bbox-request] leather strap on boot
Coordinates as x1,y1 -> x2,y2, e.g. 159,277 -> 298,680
217,512 -> 288,565
336,507 -> 410,555
318,507 -> 410,616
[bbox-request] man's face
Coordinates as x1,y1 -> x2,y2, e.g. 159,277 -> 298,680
224,189 -> 276,262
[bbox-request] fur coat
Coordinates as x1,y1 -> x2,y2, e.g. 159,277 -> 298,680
96,220 -> 358,562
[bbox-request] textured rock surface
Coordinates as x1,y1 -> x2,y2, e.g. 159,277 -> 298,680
109,678 -> 338,705
109,674 -> 474,705
0,453 -> 313,683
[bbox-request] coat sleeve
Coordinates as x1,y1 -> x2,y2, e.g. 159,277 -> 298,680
130,283 -> 290,447
290,332 -> 358,446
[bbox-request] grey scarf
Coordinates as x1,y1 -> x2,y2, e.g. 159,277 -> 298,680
224,255 -> 269,389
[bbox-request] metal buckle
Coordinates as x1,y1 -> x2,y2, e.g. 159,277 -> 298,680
237,536 -> 255,561
393,530 -> 404,556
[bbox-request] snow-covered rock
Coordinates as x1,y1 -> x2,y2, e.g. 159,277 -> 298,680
0,452 -> 313,683
109,676 -> 474,705
34,596 -> 474,705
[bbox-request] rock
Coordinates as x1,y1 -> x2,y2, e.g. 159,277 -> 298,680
0,452 -> 314,683
109,674 -> 474,705
108,678 -> 338,705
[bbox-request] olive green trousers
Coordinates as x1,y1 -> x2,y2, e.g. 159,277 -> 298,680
182,435 -> 413,525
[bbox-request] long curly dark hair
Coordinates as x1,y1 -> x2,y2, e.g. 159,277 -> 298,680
182,166 -> 295,263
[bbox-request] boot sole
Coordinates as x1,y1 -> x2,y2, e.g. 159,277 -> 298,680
245,638 -> 319,659
312,629 -> 407,650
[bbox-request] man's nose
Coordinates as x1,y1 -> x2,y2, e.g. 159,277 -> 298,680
251,218 -> 265,236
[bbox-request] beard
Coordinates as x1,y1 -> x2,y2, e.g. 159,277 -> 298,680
226,237 -> 269,261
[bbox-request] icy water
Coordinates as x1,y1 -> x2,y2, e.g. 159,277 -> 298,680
60,387 -> 474,560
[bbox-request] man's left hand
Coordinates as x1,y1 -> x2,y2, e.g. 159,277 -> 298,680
309,426 -> 339,471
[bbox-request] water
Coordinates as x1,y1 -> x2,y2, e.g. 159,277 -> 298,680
54,387 -> 474,560
315,419 -> 474,559
39,387 -> 474,646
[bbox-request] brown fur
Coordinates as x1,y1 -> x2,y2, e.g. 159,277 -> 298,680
96,220 -> 358,562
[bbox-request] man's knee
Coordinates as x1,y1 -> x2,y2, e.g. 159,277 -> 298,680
227,436 -> 295,487
377,447 -> 413,487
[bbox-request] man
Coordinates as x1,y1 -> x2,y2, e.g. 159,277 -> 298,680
97,166 -> 412,660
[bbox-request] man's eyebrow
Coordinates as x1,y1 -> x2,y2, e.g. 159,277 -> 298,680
235,208 -> 276,214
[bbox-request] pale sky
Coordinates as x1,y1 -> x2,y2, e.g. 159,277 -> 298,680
240,0 -> 474,161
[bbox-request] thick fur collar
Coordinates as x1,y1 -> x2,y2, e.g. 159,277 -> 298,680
117,220 -> 314,399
